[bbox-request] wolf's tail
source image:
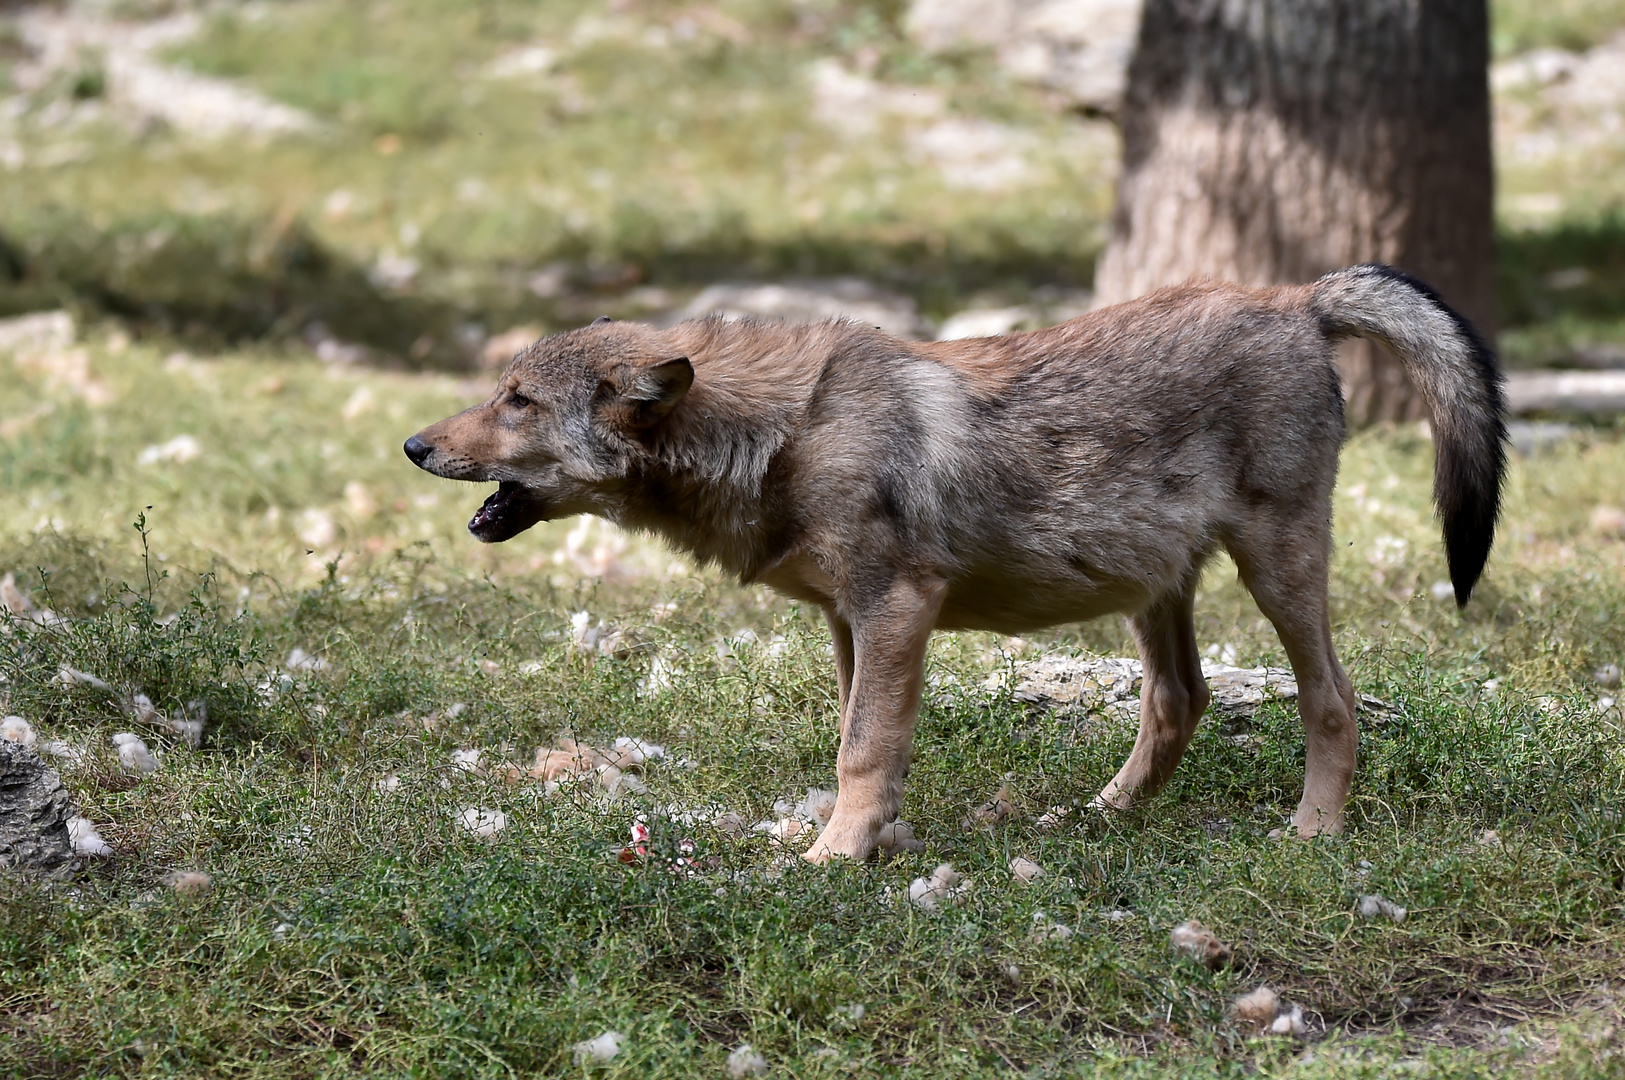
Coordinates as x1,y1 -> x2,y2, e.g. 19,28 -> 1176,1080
1311,264 -> 1507,607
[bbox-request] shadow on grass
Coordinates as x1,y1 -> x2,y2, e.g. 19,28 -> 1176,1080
0,208 -> 1097,369
1499,212 -> 1625,329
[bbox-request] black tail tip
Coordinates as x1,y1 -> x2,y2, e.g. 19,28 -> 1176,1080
1445,523 -> 1494,611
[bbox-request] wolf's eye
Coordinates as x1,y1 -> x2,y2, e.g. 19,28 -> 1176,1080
509,392 -> 532,409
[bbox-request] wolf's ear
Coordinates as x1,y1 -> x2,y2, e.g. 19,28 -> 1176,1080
601,357 -> 693,429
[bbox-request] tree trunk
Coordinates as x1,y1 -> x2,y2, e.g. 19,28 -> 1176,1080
1094,0 -> 1496,425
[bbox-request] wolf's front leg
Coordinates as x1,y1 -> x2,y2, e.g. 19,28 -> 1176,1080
805,575 -> 946,864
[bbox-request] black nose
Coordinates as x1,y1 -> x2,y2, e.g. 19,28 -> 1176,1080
403,435 -> 432,465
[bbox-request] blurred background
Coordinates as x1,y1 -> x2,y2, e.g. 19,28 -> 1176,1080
0,0 -> 1618,372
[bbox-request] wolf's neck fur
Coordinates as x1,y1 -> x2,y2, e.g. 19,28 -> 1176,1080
610,318 -> 843,579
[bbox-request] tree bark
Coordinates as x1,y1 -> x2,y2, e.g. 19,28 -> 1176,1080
1094,0 -> 1496,424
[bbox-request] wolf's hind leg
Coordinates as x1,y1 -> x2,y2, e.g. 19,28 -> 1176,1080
806,575 -> 946,864
1228,518 -> 1358,836
823,606 -> 855,716
1094,583 -> 1209,812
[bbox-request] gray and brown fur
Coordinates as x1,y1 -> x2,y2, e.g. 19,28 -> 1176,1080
405,264 -> 1506,861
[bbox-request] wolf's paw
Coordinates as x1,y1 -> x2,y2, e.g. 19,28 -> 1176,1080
1288,808 -> 1344,838
803,819 -> 878,864
1088,789 -> 1132,814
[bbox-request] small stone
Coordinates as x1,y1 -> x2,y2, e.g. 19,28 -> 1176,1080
67,816 -> 112,857
114,734 -> 160,775
712,811 -> 747,838
1030,910 -> 1073,942
908,863 -> 967,911
876,819 -> 924,854
1357,894 -> 1407,923
726,1043 -> 768,1077
1591,506 -> 1625,537
1008,856 -> 1045,884
1596,664 -> 1622,690
1268,1003 -> 1307,1036
571,1030 -> 625,1064
1230,985 -> 1280,1028
964,783 -> 1014,829
798,787 -> 837,826
458,807 -> 507,841
1,716 -> 37,748
1169,920 -> 1231,968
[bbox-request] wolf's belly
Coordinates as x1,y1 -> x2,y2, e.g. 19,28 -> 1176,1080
934,570 -> 1150,634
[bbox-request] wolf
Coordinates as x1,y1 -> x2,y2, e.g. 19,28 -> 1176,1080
405,264 -> 1506,862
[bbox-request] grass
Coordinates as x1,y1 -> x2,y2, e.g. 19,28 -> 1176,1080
1,311 -> 1624,1077
1492,0 -> 1625,55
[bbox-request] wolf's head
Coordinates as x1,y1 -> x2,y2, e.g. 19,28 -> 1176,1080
403,319 -> 692,542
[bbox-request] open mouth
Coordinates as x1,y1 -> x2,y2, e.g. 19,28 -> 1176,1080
468,481 -> 549,543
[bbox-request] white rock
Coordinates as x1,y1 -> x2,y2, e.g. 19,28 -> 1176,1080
285,648 -> 328,672
457,806 -> 507,841
1357,894 -> 1407,924
296,508 -> 337,549
1009,856 -> 1045,884
726,1043 -> 768,1077
1030,910 -> 1073,942
136,435 -> 201,466
907,118 -> 1033,192
797,787 -> 838,826
59,665 -> 113,693
904,0 -> 1142,112
486,44 -> 557,78
876,819 -> 925,854
682,277 -> 924,339
571,1030 -> 625,1064
113,733 -> 159,774
1,716 -> 37,748
0,310 -> 74,355
937,307 -> 1035,340
67,815 -> 112,857
1229,985 -> 1279,1027
908,863 -> 967,911
1268,1003 -> 1306,1036
807,58 -> 943,140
